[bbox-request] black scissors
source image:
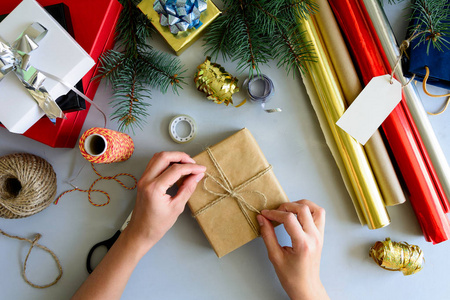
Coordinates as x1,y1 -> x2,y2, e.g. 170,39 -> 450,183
86,211 -> 133,273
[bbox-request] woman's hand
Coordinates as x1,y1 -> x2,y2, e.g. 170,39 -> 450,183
257,200 -> 329,300
125,151 -> 206,254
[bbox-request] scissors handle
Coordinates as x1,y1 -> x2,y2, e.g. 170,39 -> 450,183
86,230 -> 121,274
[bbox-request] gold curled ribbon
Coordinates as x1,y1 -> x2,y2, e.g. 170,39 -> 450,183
194,57 -> 244,107
0,22 -> 63,119
369,238 -> 424,276
193,148 -> 271,236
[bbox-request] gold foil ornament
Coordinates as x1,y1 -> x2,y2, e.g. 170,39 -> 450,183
369,238 -> 424,276
194,57 -> 244,107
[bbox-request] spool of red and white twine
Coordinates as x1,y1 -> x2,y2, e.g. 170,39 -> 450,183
55,128 -> 137,207
79,127 -> 134,163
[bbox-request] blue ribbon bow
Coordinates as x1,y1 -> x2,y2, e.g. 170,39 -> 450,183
0,22 -> 63,120
153,0 -> 208,34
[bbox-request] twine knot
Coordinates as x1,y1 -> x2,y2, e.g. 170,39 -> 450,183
400,39 -> 410,53
193,148 -> 272,236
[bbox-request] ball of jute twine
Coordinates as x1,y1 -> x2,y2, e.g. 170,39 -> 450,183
0,153 -> 57,219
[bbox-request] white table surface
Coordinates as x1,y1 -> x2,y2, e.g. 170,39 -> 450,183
1,2 -> 449,299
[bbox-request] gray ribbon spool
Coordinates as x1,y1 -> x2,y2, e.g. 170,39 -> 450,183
169,115 -> 197,143
243,74 -> 282,113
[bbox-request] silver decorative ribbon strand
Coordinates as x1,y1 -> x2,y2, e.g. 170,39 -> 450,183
243,74 -> 282,113
0,22 -> 63,120
153,0 -> 208,34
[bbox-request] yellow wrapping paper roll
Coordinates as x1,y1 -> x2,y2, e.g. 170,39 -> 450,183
298,16 -> 390,229
314,0 -> 406,207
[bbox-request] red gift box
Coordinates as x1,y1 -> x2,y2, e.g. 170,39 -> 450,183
0,0 -> 122,148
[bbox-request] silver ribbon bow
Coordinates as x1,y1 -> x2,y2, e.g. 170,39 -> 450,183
153,0 -> 208,34
0,22 -> 64,120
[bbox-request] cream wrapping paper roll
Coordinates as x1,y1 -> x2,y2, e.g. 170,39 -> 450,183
315,0 -> 406,206
361,0 -> 450,202
297,15 -> 390,229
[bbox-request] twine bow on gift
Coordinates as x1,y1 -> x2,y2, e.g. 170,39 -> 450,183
0,22 -> 63,119
193,148 -> 272,236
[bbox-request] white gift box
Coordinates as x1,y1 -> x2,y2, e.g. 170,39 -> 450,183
0,0 -> 95,134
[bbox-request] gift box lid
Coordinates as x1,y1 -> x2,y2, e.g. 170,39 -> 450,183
0,0 -> 95,133
188,128 -> 290,257
0,3 -> 86,113
0,0 -> 122,147
138,0 -> 221,55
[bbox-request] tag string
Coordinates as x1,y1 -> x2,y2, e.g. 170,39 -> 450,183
390,32 -> 449,115
422,66 -> 450,115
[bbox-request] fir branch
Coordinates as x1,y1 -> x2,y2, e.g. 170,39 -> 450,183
109,60 -> 150,133
203,0 -> 317,77
407,0 -> 450,53
97,0 -> 187,132
137,49 -> 186,94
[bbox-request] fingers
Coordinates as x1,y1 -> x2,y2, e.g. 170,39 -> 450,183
279,200 -> 326,235
155,163 -> 206,193
172,172 -> 205,209
143,152 -> 196,180
296,200 -> 326,234
261,210 -> 304,249
257,214 -> 282,262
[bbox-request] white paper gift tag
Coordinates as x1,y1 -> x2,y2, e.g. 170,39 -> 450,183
336,75 -> 402,145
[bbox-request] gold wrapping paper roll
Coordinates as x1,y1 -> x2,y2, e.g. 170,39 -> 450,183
314,0 -> 406,207
297,16 -> 390,229
301,72 -> 365,225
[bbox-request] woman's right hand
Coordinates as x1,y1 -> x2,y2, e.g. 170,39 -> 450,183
257,200 -> 329,300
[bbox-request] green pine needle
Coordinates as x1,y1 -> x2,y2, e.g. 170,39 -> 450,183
408,0 -> 450,54
203,0 -> 317,77
97,0 -> 187,132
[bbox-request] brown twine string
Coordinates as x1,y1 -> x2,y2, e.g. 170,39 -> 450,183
389,28 -> 424,87
0,229 -> 62,288
192,148 -> 272,236
422,66 -> 450,115
0,153 -> 57,219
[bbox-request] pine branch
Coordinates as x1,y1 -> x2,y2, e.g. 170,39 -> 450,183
203,0 -> 317,77
109,59 -> 150,133
97,0 -> 187,132
407,0 -> 450,53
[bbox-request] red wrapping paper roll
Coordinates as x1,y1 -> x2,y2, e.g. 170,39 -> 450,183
329,0 -> 450,244
357,1 -> 450,215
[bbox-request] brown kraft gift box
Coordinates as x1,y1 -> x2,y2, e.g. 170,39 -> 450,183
188,128 -> 290,257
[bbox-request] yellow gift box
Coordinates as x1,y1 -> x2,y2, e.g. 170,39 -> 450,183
137,0 -> 221,55
188,128 -> 290,257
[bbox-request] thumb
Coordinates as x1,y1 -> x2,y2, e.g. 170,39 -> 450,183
257,215 -> 282,262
